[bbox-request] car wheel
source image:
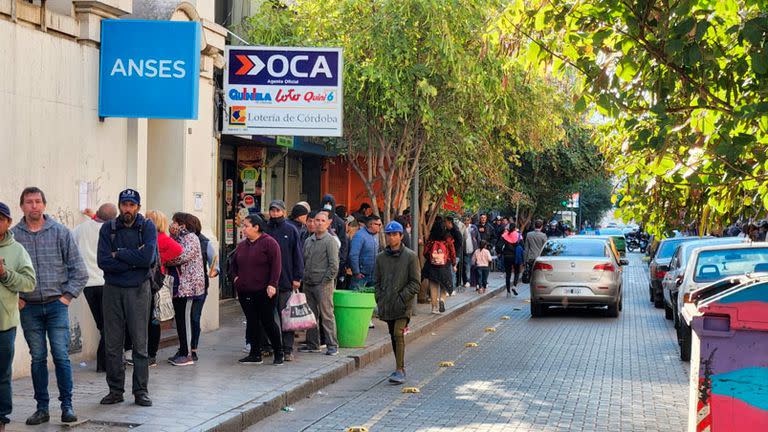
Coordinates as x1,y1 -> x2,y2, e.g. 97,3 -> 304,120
680,322 -> 692,362
654,297 -> 664,309
531,301 -> 544,318
619,294 -> 623,311
664,302 -> 673,320
606,299 -> 620,317
649,286 -> 654,303
673,311 -> 680,330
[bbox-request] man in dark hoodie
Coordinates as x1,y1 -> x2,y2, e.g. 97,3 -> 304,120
96,189 -> 157,408
264,200 -> 304,361
320,194 -> 348,284
288,204 -> 310,244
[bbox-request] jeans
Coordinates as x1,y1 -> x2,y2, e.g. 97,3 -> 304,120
190,297 -> 205,351
386,319 -> 409,370
477,267 -> 490,288
239,291 -> 283,357
19,300 -> 74,411
104,282 -> 151,396
83,286 -> 106,371
0,327 -> 16,418
305,280 -> 338,349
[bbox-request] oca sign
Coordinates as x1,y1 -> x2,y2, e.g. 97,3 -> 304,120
99,20 -> 200,119
224,46 -> 343,137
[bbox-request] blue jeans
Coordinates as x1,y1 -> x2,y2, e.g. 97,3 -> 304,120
477,267 -> 490,288
20,301 -> 73,411
0,327 -> 16,419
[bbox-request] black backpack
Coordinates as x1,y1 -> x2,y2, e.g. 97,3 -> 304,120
109,219 -> 163,292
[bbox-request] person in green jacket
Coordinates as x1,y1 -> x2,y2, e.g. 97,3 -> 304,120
374,221 -> 421,385
0,202 -> 36,427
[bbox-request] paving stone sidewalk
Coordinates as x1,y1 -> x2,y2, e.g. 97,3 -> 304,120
5,273 -> 506,432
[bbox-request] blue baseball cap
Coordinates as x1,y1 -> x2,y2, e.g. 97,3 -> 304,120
118,189 -> 141,205
0,202 -> 11,219
384,221 -> 404,233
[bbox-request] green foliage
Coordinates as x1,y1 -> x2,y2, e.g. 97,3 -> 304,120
498,0 -> 768,236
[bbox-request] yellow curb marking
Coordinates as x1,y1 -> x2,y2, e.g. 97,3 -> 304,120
402,387 -> 421,393
465,342 -> 479,348
484,327 -> 497,332
439,361 -> 455,367
501,316 -> 510,320
346,428 -> 369,432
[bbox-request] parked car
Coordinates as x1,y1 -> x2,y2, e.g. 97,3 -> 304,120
648,237 -> 712,308
591,231 -> 627,257
530,237 -> 627,318
661,237 -> 748,324
667,242 -> 768,360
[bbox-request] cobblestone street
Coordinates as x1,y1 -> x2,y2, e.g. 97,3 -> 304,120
254,253 -> 690,432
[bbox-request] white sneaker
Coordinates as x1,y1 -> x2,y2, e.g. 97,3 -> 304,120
464,282 -> 470,288
369,320 -> 375,329
242,343 -> 251,353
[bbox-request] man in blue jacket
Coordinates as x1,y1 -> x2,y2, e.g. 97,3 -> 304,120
349,215 -> 381,290
264,200 -> 304,361
12,187 -> 88,426
96,189 -> 157,408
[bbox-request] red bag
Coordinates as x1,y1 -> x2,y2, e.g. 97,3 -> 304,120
429,241 -> 449,266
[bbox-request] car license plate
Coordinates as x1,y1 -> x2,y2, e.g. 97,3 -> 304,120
564,288 -> 585,295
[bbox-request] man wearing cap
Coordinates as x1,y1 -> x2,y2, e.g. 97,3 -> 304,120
96,189 -> 157,408
349,215 -> 381,290
11,187 -> 88,425
320,194 -> 348,283
0,201 -> 36,428
264,200 -> 304,361
374,221 -> 421,384
288,204 -> 310,244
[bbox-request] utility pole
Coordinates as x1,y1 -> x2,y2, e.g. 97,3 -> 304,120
411,164 -> 419,250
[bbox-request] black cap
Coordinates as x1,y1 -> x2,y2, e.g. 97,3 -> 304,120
0,202 -> 11,219
290,204 -> 309,219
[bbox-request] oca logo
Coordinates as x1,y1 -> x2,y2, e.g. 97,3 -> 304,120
228,48 -> 341,87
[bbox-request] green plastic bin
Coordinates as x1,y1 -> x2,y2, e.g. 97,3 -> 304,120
333,290 -> 377,348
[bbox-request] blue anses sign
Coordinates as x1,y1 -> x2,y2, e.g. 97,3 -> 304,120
99,20 -> 200,119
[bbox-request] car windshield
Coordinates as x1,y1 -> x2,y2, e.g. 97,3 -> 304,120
541,240 -> 608,257
693,248 -> 768,283
682,239 -> 746,264
657,239 -> 692,259
598,229 -> 623,235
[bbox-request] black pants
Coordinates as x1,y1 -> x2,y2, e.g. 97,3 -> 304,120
83,286 -> 106,371
239,291 -> 283,357
103,282 -> 151,396
503,259 -> 521,291
190,297 -> 205,351
262,290 -> 296,354
172,298 -> 191,356
124,294 -> 161,358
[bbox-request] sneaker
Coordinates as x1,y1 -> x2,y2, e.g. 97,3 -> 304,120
388,370 -> 406,384
125,357 -> 134,367
169,355 -> 194,366
1,415 -> 10,425
298,346 -> 322,353
99,392 -> 124,405
506,291 -> 512,298
512,288 -> 518,296
284,353 -> 295,362
239,354 -> 263,365
273,352 -> 285,365
439,300 -> 445,313
368,320 -> 375,329
431,309 -> 440,314
25,410 -> 50,425
464,282 -> 470,288
325,347 -> 339,356
148,357 -> 157,367
167,350 -> 183,364
191,352 -> 199,362
243,343 -> 251,353
61,407 -> 78,423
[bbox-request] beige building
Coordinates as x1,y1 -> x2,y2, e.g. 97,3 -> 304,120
0,0 -> 227,378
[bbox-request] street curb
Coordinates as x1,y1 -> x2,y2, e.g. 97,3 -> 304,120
201,284 -> 503,432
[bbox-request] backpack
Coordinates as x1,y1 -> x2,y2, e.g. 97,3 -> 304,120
429,241 -> 448,266
110,219 -> 163,292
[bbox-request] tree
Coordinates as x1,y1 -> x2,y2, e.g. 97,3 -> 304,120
498,0 -> 768,235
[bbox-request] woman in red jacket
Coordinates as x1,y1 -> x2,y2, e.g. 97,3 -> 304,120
143,210 -> 182,366
230,214 -> 284,365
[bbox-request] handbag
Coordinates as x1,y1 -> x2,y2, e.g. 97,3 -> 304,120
281,292 -> 317,332
153,274 -> 176,322
521,262 -> 532,284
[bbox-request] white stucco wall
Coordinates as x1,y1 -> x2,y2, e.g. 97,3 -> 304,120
0,2 -> 224,378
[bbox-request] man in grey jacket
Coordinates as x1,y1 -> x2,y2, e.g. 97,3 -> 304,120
300,211 -> 340,356
524,219 -> 548,265
12,187 -> 88,425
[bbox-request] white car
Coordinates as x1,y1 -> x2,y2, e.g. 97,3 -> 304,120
669,242 -> 768,360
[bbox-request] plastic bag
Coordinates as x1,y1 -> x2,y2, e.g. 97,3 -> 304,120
281,292 -> 317,332
153,275 -> 175,322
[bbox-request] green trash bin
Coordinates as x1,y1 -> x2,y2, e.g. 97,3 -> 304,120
333,290 -> 377,348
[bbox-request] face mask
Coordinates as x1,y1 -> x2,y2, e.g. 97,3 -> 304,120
323,204 -> 333,211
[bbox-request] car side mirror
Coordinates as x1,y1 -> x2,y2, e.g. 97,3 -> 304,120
620,259 -> 629,266
675,275 -> 684,287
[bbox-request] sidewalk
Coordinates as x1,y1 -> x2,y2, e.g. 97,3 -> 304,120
5,274 -> 507,432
